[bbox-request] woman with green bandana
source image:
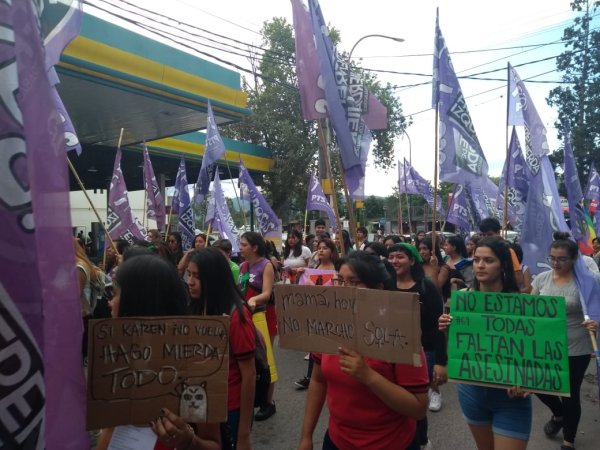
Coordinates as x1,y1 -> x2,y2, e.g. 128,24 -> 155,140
387,243 -> 448,449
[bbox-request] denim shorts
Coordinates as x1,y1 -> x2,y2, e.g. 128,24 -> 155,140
457,384 -> 532,441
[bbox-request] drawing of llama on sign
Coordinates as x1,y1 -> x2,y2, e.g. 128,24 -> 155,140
179,381 -> 207,422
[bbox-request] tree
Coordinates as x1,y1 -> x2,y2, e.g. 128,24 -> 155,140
547,0 -> 600,181
223,17 -> 407,223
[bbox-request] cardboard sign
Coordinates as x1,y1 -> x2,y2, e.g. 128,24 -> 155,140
298,268 -> 338,286
87,316 -> 230,429
448,290 -> 570,395
274,285 -> 422,366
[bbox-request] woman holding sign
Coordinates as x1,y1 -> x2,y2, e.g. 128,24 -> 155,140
95,254 -> 222,450
438,237 -> 531,450
298,251 -> 429,450
188,247 -> 256,450
531,233 -> 599,450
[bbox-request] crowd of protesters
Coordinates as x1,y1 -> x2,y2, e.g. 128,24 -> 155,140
75,216 -> 599,450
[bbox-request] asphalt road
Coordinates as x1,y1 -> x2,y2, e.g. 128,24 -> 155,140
254,343 -> 600,450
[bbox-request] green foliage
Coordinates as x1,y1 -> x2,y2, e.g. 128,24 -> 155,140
547,0 -> 600,181
223,17 -> 407,223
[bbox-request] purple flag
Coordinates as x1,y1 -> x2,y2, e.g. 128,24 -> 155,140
306,175 -> 338,231
172,158 -> 195,250
1,1 -> 87,448
563,129 -> 595,253
399,159 -> 445,214
497,128 -> 528,232
143,142 -> 166,229
195,99 -> 226,203
211,171 -> 241,254
433,13 -> 489,184
447,184 -> 475,232
42,1 -> 83,154
470,177 -> 499,225
583,166 -> 600,235
51,83 -> 81,153
584,166 -> 600,204
238,159 -> 282,238
398,158 -> 419,195
42,0 -> 82,70
292,0 -> 387,128
508,64 -> 550,156
308,0 -> 375,199
108,148 -> 148,244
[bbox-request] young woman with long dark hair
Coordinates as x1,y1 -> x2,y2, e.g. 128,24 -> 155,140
439,237 -> 531,450
387,243 -> 447,446
298,252 -> 428,450
238,231 -> 278,421
96,254 -> 221,450
187,248 -> 256,449
282,228 -> 311,283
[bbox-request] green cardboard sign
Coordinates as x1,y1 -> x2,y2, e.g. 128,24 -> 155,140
448,290 -> 570,395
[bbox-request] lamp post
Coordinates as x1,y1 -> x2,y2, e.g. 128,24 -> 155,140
342,33 -> 404,240
348,34 -> 405,61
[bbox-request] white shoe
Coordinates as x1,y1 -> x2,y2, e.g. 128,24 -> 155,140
420,439 -> 432,450
429,390 -> 442,411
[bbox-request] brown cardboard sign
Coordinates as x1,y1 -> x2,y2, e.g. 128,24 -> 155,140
87,316 -> 229,430
275,285 -> 422,366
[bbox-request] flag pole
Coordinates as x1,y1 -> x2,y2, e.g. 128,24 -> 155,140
237,153 -> 251,230
318,119 -> 346,257
404,159 -> 413,238
224,156 -> 248,229
336,152 -> 358,249
303,207 -> 309,243
432,106 -> 440,251
142,189 -> 147,229
66,158 -> 117,255
398,180 -> 404,237
502,63 -> 510,238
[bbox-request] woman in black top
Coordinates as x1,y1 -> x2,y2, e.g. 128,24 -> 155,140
387,243 -> 447,449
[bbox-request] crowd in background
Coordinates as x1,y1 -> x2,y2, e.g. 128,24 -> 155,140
74,215 -> 599,450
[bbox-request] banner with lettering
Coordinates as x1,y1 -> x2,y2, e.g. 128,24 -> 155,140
447,290 -> 569,395
1,1 -> 87,448
274,285 -> 422,365
306,175 -> 337,232
87,317 -> 230,429
432,10 -> 489,184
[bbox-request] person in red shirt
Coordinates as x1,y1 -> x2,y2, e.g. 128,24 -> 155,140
298,252 -> 429,450
187,248 -> 256,450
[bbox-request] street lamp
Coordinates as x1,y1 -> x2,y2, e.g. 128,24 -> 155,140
402,129 -> 412,165
348,34 -> 405,61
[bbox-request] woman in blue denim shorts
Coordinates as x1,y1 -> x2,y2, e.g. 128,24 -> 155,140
439,237 -> 531,450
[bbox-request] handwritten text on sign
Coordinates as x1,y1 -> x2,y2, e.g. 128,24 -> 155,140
448,291 -> 569,395
274,285 -> 422,366
87,317 -> 230,429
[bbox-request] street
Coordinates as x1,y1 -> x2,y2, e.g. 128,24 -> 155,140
254,343 -> 600,449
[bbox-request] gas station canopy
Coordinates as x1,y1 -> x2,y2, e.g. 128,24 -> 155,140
61,13 -> 272,190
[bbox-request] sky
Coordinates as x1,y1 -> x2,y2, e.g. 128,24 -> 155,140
85,0 -> 595,197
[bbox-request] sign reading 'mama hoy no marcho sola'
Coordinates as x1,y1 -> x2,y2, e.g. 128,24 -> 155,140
448,290 -> 570,396
274,285 -> 422,366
